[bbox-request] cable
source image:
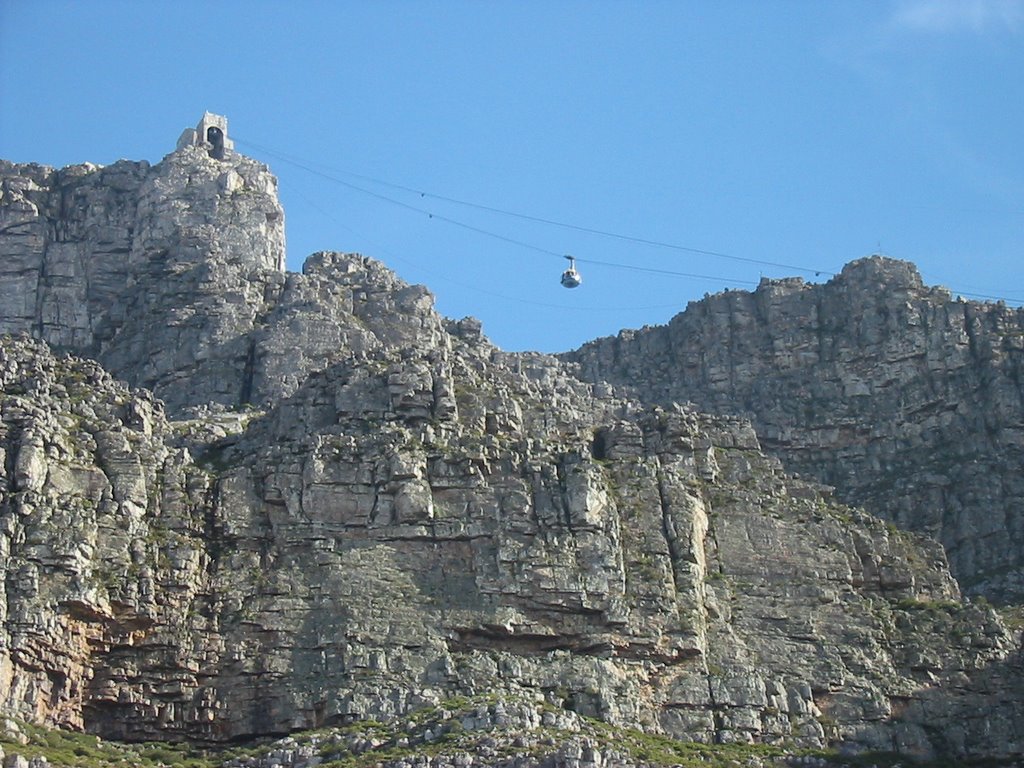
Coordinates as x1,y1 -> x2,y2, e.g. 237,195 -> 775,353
235,136 -> 835,276
242,142 -> 562,258
940,288 -> 1019,303
285,180 -> 689,313
236,137 -> 1021,307
573,256 -> 757,285
239,137 -> 765,287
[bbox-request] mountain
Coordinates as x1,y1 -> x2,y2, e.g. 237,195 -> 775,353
0,114 -> 1021,765
564,258 -> 1024,604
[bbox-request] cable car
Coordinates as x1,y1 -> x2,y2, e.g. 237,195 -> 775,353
561,255 -> 582,288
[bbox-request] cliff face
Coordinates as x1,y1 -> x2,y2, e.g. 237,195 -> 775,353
1,126 -> 1022,762
566,258 -> 1024,604
0,147 -> 285,413
0,153 -> 450,418
2,332 -> 1018,759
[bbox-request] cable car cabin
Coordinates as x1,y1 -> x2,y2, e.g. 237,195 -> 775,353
561,256 -> 582,288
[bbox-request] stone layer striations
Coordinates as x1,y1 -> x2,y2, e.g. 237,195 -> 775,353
0,139 -> 1022,762
566,259 -> 1024,603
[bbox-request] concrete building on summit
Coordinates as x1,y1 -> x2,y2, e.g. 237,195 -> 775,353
177,111 -> 234,160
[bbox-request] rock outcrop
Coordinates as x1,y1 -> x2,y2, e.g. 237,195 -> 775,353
0,147 -> 453,419
0,138 -> 285,413
0,321 -> 1020,759
1,120 -> 1022,763
566,258 -> 1024,603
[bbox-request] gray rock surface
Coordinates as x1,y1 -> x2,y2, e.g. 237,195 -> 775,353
0,141 -> 285,413
1,127 -> 1023,763
566,257 -> 1024,603
0,330 -> 1020,760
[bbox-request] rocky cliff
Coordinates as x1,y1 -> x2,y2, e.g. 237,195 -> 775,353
0,119 -> 1022,764
0,146 -> 283,414
566,259 -> 1024,604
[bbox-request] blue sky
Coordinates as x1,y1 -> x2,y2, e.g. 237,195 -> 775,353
1,1 -> 1022,352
